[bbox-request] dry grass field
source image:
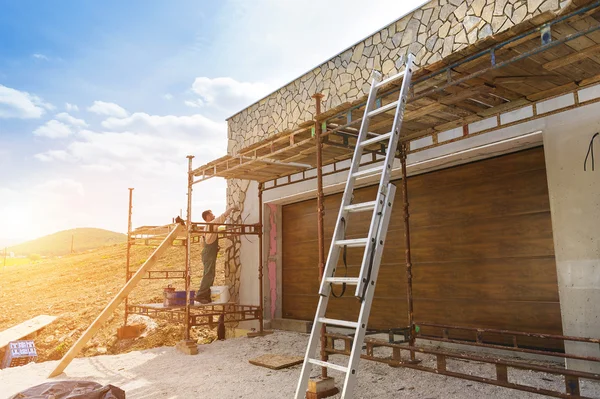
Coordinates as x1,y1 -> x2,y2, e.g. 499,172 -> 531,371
0,241 -> 226,362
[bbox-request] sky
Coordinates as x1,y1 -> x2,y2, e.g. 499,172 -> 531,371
0,0 -> 426,246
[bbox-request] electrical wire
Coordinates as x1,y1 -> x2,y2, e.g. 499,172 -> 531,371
584,132 -> 599,172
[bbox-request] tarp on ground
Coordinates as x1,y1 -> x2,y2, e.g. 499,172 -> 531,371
9,381 -> 125,399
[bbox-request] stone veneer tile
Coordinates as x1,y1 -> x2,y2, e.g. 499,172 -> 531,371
227,0 -> 569,156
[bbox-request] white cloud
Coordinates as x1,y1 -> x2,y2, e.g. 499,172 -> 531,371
55,112 -> 89,128
36,178 -> 85,198
33,120 -> 73,139
0,84 -> 53,119
87,101 -> 129,118
35,112 -> 226,176
190,77 -> 272,114
184,100 -> 202,108
35,149 -> 70,162
32,53 -> 50,61
164,93 -> 174,101
101,112 -> 224,137
65,103 -> 79,112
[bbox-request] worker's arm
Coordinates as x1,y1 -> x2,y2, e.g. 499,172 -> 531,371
213,206 -> 238,225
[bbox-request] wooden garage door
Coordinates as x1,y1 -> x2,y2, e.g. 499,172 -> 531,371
282,147 -> 563,342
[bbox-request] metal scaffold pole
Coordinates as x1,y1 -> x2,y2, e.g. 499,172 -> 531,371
313,92 -> 328,379
399,144 -> 415,361
248,181 -> 273,338
185,155 -> 194,340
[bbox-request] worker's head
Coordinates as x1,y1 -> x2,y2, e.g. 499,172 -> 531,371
202,210 -> 215,222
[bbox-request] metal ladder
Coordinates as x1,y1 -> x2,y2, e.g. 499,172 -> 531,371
294,53 -> 415,399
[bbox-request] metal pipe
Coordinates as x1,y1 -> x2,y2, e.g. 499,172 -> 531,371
416,322 -> 600,344
411,22 -> 600,104
417,334 -> 600,363
258,182 -> 265,334
124,188 -> 134,327
318,3 -> 600,136
400,144 -> 415,361
313,92 -> 328,378
185,155 -> 194,341
411,0 -> 600,86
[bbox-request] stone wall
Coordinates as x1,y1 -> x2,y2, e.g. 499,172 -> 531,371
227,0 -> 568,156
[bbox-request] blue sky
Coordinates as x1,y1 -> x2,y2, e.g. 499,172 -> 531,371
0,0 -> 425,245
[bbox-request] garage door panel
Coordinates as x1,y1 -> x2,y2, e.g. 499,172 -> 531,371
408,147 -> 546,192
408,212 -> 555,262
283,294 -> 408,330
414,298 -> 563,337
407,169 -> 551,229
282,147 -> 562,344
413,257 -> 559,302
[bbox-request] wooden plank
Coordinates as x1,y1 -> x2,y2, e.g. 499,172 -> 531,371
48,223 -> 184,377
543,43 -> 600,70
249,354 -> 304,370
0,315 -> 58,349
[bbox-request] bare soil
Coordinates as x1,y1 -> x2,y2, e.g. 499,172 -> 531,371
0,242 -> 226,362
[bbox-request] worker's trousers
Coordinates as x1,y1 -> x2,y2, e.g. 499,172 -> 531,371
199,239 -> 219,298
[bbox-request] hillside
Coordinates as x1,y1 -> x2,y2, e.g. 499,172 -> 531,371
0,240 -> 226,362
8,228 -> 127,256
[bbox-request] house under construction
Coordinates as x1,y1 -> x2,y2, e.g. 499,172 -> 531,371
187,0 -> 600,397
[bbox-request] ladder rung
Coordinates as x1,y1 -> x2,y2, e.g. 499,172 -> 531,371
318,317 -> 359,329
344,201 -> 377,213
352,165 -> 384,179
375,70 -> 406,89
308,359 -> 348,373
335,238 -> 368,247
325,277 -> 360,285
368,100 -> 398,118
360,132 -> 392,147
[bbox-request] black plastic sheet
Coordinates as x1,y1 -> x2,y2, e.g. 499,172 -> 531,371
9,381 -> 125,399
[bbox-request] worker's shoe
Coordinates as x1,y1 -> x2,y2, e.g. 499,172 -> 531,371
195,292 -> 211,304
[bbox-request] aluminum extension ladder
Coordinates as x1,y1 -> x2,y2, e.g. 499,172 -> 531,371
294,53 -> 415,399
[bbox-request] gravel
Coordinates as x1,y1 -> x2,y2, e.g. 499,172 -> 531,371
1,331 -> 598,398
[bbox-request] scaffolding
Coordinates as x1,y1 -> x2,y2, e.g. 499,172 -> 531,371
188,2 -> 600,398
121,158 -> 271,341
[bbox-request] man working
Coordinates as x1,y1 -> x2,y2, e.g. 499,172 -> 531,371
195,206 -> 237,304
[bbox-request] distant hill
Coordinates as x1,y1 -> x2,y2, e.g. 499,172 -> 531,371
8,228 -> 127,256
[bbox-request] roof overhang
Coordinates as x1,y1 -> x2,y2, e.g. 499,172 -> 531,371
192,1 -> 600,184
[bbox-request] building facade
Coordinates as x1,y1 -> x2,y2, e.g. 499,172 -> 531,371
218,0 -> 600,372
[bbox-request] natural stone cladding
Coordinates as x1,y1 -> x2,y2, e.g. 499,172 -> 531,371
227,0 -> 568,156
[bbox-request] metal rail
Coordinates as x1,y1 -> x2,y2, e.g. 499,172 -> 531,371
126,270 -> 185,280
325,333 -> 600,399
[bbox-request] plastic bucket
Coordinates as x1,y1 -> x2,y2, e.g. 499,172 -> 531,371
165,290 -> 195,306
210,286 -> 230,304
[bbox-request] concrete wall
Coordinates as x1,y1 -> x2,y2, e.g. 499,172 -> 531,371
543,104 -> 600,373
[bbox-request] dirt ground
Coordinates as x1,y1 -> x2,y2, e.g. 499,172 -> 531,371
0,242 -> 227,362
1,331 -> 599,399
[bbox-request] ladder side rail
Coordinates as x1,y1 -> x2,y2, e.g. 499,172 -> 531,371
296,69 -> 384,399
294,293 -> 333,398
355,54 -> 414,298
317,70 -> 383,297
342,184 -> 397,397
